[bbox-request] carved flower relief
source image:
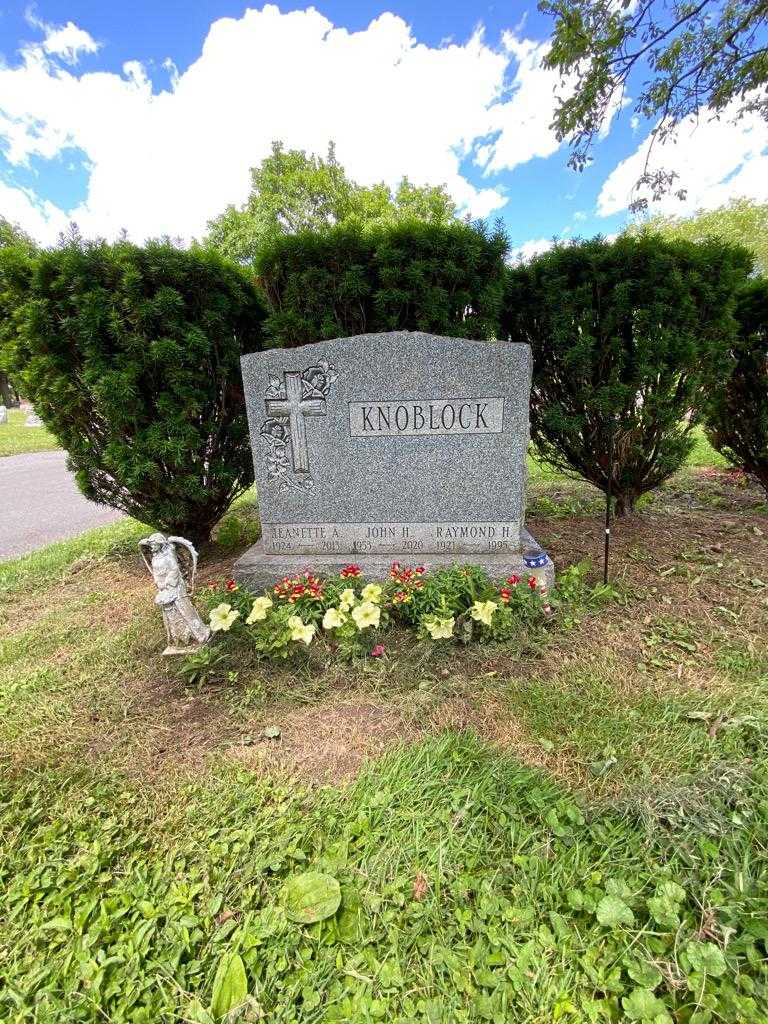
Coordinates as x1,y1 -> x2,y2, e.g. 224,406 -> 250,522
301,360 -> 337,399
265,375 -> 285,400
261,418 -> 290,444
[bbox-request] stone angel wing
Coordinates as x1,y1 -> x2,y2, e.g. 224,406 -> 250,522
137,535 -> 159,576
167,537 -> 200,593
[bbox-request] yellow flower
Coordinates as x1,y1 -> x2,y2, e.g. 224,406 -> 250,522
339,588 -> 356,611
425,616 -> 455,640
322,607 -> 347,630
209,602 -> 240,633
469,600 -> 497,626
361,583 -> 383,604
351,600 -> 381,631
289,618 -> 316,645
246,595 -> 273,624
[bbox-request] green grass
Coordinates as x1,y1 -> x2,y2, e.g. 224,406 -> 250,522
687,426 -> 729,468
0,407 -> 59,457
1,464 -> 767,1021
3,734 -> 768,1022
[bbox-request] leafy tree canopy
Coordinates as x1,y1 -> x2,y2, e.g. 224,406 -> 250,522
541,0 -> 768,208
0,216 -> 36,253
627,198 -> 768,276
205,141 -> 458,264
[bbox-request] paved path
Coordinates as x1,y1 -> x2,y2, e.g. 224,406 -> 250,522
1,451 -> 123,560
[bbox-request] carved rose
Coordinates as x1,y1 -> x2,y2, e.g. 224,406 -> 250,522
261,418 -> 289,443
302,360 -> 336,398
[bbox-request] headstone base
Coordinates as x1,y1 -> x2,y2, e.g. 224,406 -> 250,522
234,528 -> 554,593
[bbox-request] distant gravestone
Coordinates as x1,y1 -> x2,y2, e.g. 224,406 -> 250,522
25,411 -> 43,427
234,332 -> 554,588
0,405 -> 7,425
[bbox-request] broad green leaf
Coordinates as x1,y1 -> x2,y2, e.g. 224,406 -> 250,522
622,987 -> 667,1020
627,961 -> 663,989
210,952 -> 248,1020
685,941 -> 727,977
647,895 -> 680,929
596,895 -> 634,928
280,871 -> 341,924
656,881 -> 685,903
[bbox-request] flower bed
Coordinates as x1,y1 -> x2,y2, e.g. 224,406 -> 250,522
201,562 -> 550,662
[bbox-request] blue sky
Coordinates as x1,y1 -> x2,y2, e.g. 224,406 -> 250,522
1,1 -> 767,255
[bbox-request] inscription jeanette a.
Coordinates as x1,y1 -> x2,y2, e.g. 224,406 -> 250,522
349,397 -> 504,437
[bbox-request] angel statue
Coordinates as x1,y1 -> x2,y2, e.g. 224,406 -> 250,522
139,533 -> 211,655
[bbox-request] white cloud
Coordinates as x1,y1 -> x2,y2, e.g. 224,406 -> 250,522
598,102 -> 768,218
573,210 -> 587,222
0,178 -> 69,238
480,32 -> 625,176
482,35 -> 565,174
508,236 -> 554,262
1,6 -> 566,245
41,22 -> 100,63
24,10 -> 100,64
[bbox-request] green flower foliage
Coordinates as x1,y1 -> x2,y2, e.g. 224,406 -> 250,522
705,278 -> 768,495
0,239 -> 266,545
502,235 -> 752,514
256,220 -> 508,348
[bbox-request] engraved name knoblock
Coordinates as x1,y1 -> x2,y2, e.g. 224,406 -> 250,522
348,398 -> 504,437
239,332 -> 532,559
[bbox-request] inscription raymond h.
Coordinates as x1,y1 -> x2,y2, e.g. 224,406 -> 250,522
349,397 -> 503,437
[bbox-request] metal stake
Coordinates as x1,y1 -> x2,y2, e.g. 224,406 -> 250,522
603,420 -> 615,586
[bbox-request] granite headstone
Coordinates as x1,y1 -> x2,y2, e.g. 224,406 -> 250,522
0,405 -> 7,425
234,332 -> 554,588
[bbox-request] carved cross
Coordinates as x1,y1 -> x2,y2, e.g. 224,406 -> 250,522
265,371 -> 326,473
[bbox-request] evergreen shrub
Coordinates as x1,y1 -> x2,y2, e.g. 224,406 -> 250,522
256,220 -> 508,347
1,240 -> 266,545
705,278 -> 768,494
502,235 -> 751,514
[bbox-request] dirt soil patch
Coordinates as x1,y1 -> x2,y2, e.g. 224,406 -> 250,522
231,700 -> 420,785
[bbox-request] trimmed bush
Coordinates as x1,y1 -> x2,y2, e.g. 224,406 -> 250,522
705,278 -> 768,494
501,235 -> 751,514
1,240 -> 266,545
256,220 -> 508,346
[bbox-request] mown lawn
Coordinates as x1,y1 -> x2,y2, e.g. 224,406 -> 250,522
0,408 -> 59,457
1,465 -> 767,1022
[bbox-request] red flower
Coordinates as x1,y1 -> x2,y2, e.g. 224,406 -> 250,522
528,576 -> 537,590
500,587 -> 512,604
371,644 -> 385,658
341,564 -> 361,578
226,579 -> 238,592
506,574 -> 521,585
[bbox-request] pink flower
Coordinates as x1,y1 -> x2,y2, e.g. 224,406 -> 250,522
371,644 -> 385,658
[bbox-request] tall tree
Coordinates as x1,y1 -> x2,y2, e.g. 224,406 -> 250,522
541,0 -> 768,208
627,198 -> 768,276
0,216 -> 36,406
205,141 -> 458,264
